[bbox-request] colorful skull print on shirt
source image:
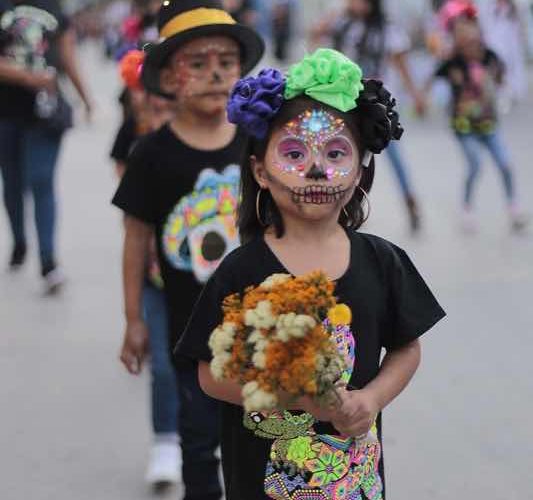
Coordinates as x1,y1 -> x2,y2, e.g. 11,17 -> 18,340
162,164 -> 240,284
244,313 -> 384,500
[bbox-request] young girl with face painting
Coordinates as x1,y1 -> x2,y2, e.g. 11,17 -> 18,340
177,48 -> 446,500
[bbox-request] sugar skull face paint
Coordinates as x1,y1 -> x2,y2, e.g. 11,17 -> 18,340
274,110 -> 356,180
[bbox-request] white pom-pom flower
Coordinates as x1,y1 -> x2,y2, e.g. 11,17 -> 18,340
244,300 -> 277,330
210,352 -> 231,381
208,322 -> 236,355
252,351 -> 267,369
242,381 -> 277,412
275,313 -> 316,342
260,273 -> 291,290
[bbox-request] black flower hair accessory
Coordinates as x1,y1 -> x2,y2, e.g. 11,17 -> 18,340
357,79 -> 404,155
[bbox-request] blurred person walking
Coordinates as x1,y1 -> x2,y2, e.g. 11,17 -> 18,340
0,0 -> 92,293
311,0 -> 425,233
478,0 -> 529,106
222,0 -> 258,27
110,50 -> 181,490
271,0 -> 294,62
428,0 -> 528,232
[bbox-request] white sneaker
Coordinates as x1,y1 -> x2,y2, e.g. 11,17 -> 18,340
43,268 -> 66,295
145,442 -> 181,489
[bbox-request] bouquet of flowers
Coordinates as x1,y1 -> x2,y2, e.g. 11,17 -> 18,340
208,271 -> 355,412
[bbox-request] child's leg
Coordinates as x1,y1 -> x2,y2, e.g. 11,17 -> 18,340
178,367 -> 222,500
480,131 -> 528,230
0,121 -> 26,262
143,285 -> 179,437
385,141 -> 413,198
480,132 -> 515,204
385,141 -> 421,231
142,284 -> 180,484
455,133 -> 483,209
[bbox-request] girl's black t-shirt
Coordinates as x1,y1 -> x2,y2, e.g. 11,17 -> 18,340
176,231 -> 445,500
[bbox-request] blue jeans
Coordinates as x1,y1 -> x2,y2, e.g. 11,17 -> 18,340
178,367 -> 222,500
142,284 -> 178,435
455,131 -> 515,207
0,120 -> 62,269
386,140 -> 414,199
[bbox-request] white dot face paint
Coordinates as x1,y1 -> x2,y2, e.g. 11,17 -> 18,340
273,109 -> 356,181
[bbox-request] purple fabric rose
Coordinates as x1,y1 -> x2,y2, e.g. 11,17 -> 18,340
227,68 -> 285,138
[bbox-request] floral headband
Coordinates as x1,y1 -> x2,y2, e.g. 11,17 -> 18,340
227,48 -> 403,163
119,49 -> 145,90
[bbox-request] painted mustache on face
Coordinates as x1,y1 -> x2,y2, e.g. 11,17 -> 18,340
290,184 -> 349,205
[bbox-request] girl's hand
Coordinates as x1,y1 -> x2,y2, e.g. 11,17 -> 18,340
331,388 -> 380,438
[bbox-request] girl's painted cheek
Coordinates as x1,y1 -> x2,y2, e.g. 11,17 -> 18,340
322,137 -> 356,180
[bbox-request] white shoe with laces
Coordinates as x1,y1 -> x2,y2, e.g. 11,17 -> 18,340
145,441 -> 181,489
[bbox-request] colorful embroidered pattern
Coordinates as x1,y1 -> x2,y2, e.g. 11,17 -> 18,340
162,165 -> 240,283
244,311 -> 384,500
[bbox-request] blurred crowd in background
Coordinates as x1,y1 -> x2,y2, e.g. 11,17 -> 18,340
69,0 -> 533,66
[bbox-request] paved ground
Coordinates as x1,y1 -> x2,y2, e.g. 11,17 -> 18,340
1,43 -> 532,500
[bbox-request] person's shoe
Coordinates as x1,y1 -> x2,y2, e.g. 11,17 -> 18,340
9,243 -> 27,270
42,264 -> 65,295
406,195 -> 421,234
145,441 -> 181,491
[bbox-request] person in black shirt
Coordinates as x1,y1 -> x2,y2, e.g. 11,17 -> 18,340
0,0 -> 92,293
112,1 -> 264,499
176,49 -> 446,499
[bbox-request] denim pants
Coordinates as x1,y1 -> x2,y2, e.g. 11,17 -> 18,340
142,284 -> 178,435
0,120 -> 62,269
177,366 -> 222,500
455,131 -> 515,207
385,140 -> 414,199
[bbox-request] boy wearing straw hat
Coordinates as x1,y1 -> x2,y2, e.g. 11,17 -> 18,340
113,1 -> 264,498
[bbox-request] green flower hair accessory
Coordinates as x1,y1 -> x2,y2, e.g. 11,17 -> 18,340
284,48 -> 364,113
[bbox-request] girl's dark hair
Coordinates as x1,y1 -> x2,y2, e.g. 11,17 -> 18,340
238,96 -> 376,243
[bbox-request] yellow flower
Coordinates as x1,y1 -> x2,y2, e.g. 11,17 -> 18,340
327,304 -> 352,326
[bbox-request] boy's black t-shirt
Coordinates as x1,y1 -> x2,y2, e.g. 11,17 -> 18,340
0,0 -> 69,120
176,231 -> 446,500
112,124 -> 245,354
435,49 -> 504,135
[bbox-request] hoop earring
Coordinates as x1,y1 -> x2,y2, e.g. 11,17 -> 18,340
256,189 -> 267,227
358,185 -> 371,223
